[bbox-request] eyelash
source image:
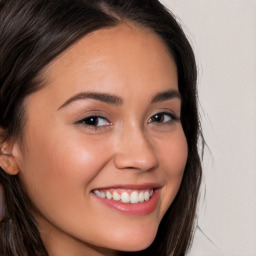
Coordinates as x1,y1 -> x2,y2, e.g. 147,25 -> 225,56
76,116 -> 111,130
148,112 -> 179,125
76,112 -> 179,130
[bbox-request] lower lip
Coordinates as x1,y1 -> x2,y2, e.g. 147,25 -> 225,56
92,190 -> 160,215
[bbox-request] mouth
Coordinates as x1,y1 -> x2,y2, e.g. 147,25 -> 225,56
91,184 -> 160,215
93,188 -> 154,204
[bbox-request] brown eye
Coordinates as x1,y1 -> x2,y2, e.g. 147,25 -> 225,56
84,116 -> 99,126
78,116 -> 110,127
150,113 -> 165,123
149,113 -> 173,123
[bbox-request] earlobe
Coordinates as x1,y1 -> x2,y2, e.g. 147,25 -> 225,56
0,142 -> 20,175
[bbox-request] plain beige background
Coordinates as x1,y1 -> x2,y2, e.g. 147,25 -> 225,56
159,0 -> 256,255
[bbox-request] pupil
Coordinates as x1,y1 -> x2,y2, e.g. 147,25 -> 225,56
154,114 -> 163,122
87,117 -> 98,125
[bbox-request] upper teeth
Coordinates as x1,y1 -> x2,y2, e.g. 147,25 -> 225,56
93,189 -> 154,204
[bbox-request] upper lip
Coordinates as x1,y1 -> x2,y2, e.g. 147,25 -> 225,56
92,183 -> 162,191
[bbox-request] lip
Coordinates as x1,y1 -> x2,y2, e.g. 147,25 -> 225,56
91,184 -> 161,215
92,183 -> 161,191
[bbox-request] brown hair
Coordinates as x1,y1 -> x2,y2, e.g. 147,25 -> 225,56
0,0 -> 202,255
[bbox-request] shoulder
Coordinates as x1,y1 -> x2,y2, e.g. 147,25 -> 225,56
186,228 -> 222,256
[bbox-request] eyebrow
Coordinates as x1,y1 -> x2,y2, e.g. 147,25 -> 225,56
58,89 -> 181,110
151,90 -> 181,103
58,92 -> 123,110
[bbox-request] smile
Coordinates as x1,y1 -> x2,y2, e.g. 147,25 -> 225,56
93,189 -> 154,204
91,185 -> 160,215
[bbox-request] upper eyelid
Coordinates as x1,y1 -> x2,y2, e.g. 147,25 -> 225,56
75,110 -> 110,121
77,115 -> 110,123
148,112 -> 178,122
149,111 -> 179,119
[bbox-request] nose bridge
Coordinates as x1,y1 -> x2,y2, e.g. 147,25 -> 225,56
114,122 -> 159,171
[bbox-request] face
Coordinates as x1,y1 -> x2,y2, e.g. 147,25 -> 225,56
14,24 -> 187,256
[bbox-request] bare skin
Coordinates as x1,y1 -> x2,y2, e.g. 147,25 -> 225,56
1,23 -> 187,256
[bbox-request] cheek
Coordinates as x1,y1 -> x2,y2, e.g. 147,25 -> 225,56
158,127 -> 187,173
18,126 -> 112,216
157,128 -> 188,212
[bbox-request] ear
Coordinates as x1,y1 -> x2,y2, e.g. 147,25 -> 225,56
0,139 -> 20,176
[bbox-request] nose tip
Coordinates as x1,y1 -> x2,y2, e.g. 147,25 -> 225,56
114,128 -> 159,172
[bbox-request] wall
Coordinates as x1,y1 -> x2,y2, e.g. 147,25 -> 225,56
160,0 -> 256,255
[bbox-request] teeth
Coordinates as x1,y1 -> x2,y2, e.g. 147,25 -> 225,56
106,191 -> 112,200
99,191 -> 105,198
130,191 -> 139,203
113,191 -> 121,201
93,189 -> 154,204
94,190 -> 105,198
144,191 -> 150,201
121,192 -> 130,203
139,191 -> 145,202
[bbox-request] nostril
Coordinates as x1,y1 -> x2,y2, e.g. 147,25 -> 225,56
114,127 -> 159,171
114,150 -> 159,171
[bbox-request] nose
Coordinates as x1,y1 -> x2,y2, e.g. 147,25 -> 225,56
114,125 -> 159,172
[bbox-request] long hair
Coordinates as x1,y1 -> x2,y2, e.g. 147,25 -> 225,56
0,0 -> 202,255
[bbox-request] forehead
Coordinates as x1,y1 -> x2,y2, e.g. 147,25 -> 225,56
51,23 -> 172,67
39,23 -> 178,102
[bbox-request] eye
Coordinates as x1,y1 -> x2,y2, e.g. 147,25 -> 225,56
148,112 -> 178,124
77,116 -> 110,127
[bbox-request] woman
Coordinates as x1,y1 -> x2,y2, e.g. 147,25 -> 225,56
0,0 -> 202,255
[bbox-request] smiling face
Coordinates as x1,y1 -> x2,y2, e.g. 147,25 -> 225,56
14,23 -> 188,256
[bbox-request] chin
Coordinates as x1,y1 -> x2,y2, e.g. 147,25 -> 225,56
104,225 -> 158,252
